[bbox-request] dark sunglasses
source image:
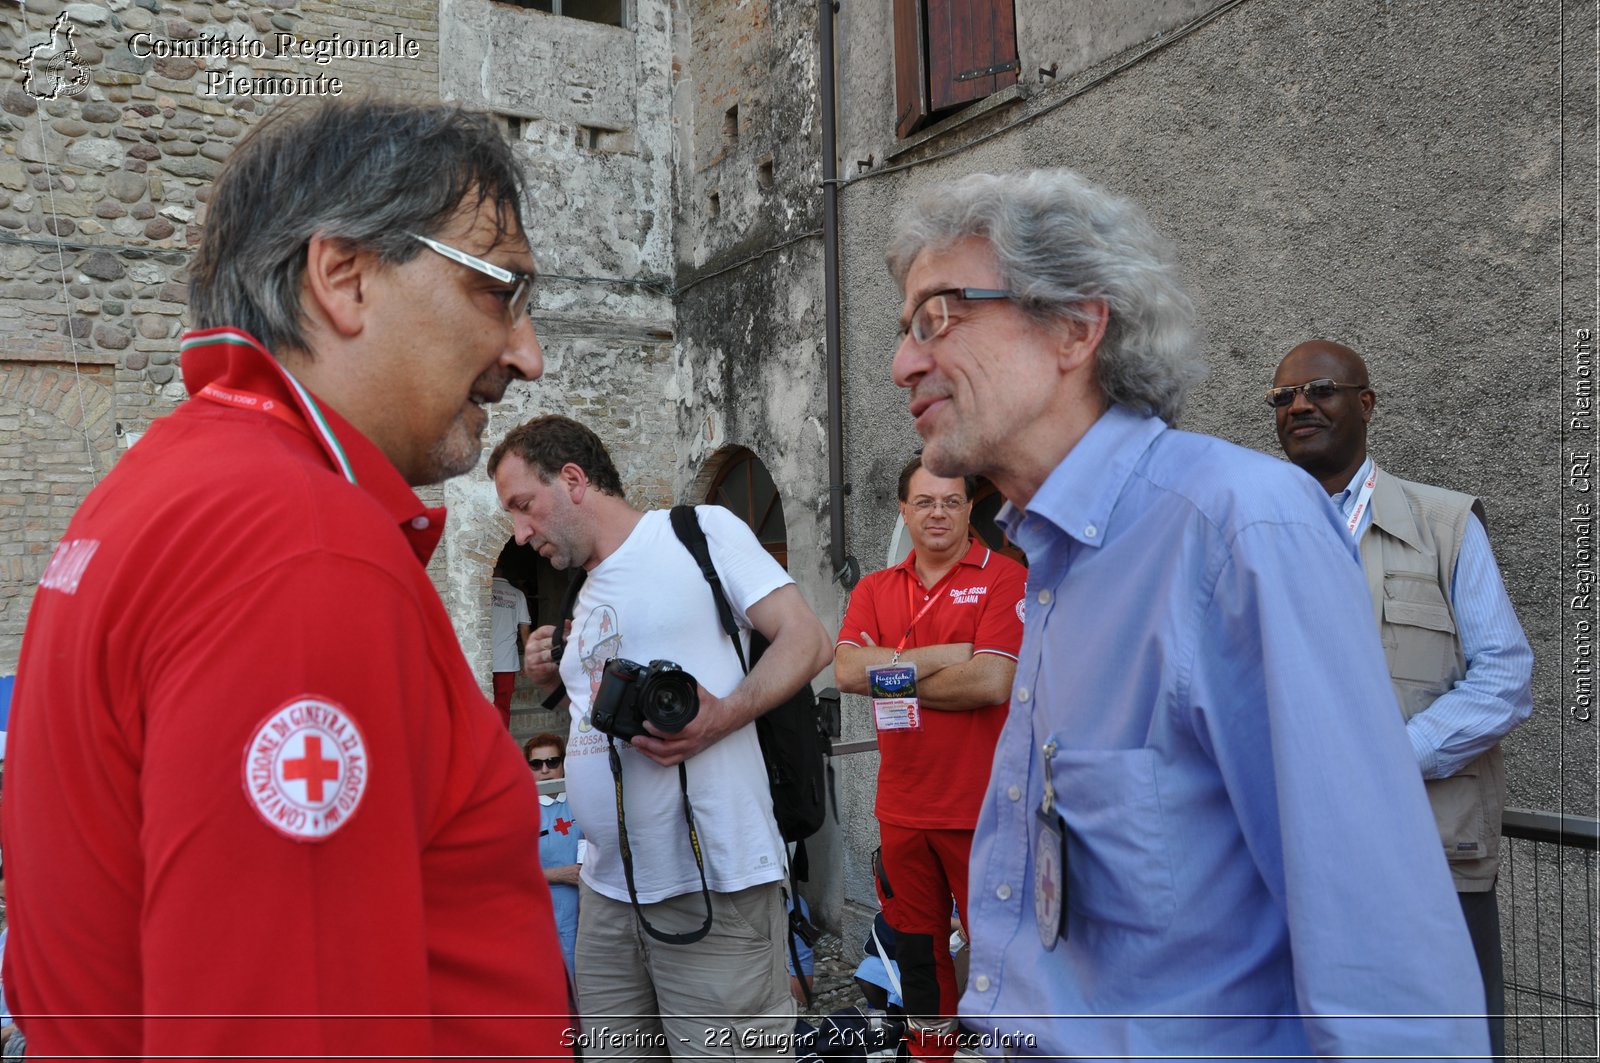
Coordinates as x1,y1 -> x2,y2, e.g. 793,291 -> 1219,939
528,756 -> 564,770
1264,378 -> 1366,408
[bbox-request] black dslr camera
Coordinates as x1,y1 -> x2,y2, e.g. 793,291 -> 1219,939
591,657 -> 700,741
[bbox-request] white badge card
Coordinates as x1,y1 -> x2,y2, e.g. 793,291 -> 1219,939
868,663 -> 921,732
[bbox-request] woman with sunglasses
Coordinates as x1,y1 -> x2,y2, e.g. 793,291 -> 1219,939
525,732 -> 584,974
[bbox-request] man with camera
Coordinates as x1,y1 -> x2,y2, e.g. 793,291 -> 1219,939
489,414 -> 834,1061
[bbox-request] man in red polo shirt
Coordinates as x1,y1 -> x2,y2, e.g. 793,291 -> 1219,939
834,456 -> 1026,1061
2,100 -> 571,1059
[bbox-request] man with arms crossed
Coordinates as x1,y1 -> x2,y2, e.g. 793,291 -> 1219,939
887,169 -> 1488,1057
834,456 -> 1024,1061
1272,339 -> 1533,1059
491,414 -> 833,1061
2,99 -> 570,1058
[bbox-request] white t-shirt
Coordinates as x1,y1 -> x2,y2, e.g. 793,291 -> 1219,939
491,577 -> 531,673
561,506 -> 792,904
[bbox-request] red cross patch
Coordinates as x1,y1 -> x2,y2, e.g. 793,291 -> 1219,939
553,817 -> 573,836
242,696 -> 369,842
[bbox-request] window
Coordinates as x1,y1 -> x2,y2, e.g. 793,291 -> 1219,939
499,0 -> 626,26
893,0 -> 1019,139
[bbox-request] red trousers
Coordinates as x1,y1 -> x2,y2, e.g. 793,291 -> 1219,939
876,822 -> 972,1059
491,672 -> 515,731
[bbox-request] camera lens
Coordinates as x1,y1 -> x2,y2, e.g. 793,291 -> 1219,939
641,667 -> 699,733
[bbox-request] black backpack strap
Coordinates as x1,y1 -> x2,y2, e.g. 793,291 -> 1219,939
669,505 -> 749,673
539,568 -> 588,711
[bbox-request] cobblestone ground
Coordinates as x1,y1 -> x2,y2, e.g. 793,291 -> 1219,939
798,932 -> 865,1022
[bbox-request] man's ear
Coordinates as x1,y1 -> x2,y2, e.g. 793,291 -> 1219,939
1058,299 -> 1109,373
302,233 -> 378,339
1360,388 -> 1377,423
560,463 -> 588,504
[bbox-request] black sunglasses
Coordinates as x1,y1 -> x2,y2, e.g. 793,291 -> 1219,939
528,756 -> 564,770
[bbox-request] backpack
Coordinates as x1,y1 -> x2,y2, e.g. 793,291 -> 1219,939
667,506 -> 832,855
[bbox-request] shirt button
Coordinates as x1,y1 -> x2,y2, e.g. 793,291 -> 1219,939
974,974 -> 991,993
1083,524 -> 1098,539
1015,687 -> 1030,703
996,883 -> 1012,901
1038,589 -> 1052,605
410,516 -> 430,530
1007,785 -> 1021,801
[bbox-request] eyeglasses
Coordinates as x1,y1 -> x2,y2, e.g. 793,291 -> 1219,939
902,288 -> 1016,344
1264,378 -> 1366,408
528,756 -> 564,770
907,495 -> 969,513
407,232 -> 536,323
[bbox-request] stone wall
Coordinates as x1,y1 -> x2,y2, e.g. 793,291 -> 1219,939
0,0 -> 441,671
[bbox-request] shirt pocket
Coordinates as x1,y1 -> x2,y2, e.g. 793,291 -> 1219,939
1381,573 -> 1459,691
1053,747 -> 1177,933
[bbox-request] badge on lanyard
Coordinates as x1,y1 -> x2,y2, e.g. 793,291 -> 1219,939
1034,736 -> 1068,949
868,662 -> 921,732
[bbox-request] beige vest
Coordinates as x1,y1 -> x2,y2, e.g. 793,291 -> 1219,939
1359,467 -> 1501,891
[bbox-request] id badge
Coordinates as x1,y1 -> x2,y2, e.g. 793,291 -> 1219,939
1034,806 -> 1069,950
868,662 -> 920,732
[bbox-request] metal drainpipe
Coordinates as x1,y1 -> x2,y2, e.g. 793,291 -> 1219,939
819,0 -> 858,589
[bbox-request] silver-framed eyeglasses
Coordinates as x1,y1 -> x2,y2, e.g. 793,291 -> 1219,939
407,232 -> 535,323
908,495 -> 970,513
903,288 -> 1015,344
1264,378 -> 1366,408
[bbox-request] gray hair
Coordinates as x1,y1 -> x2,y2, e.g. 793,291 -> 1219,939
886,169 -> 1202,423
190,98 -> 528,357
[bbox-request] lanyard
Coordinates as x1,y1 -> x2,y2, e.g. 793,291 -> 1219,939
893,565 -> 960,659
195,376 -> 356,486
196,382 -> 305,433
1345,465 -> 1377,539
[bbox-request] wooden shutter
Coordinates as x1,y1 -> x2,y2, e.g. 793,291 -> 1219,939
926,0 -> 1019,115
893,0 -> 931,139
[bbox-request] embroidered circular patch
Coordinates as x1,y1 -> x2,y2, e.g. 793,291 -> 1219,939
1015,599 -> 1027,623
242,696 -> 369,842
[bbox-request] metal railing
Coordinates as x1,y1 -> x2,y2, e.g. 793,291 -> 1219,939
1501,808 -> 1599,1060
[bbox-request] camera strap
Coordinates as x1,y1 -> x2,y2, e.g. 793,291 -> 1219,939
608,736 -> 713,944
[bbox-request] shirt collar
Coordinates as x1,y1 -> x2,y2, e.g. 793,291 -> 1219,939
539,792 -> 567,806
1331,456 -> 1375,518
894,537 -> 993,577
997,404 -> 1166,550
179,327 -> 446,565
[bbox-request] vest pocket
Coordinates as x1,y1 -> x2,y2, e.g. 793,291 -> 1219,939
1381,575 -> 1460,689
1424,770 -> 1489,863
1054,747 -> 1177,932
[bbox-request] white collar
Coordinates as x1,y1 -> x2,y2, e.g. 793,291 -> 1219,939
539,791 -> 567,806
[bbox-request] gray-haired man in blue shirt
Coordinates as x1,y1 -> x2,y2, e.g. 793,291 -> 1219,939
886,169 -> 1491,1059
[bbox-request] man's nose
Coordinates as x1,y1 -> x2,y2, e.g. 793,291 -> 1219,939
1285,387 -> 1317,415
512,513 -> 535,545
503,314 -> 544,381
891,331 -> 929,389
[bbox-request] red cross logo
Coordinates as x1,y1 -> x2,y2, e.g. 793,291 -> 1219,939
283,735 -> 340,802
554,817 -> 573,836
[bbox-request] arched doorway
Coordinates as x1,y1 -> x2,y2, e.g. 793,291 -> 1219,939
706,446 -> 789,569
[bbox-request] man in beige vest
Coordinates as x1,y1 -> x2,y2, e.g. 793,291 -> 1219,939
1271,339 -> 1533,1060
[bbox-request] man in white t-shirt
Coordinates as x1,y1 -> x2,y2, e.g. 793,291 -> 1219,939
489,562 -> 531,730
489,414 -> 832,1062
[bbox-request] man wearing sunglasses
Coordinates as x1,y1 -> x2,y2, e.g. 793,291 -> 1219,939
887,170 -> 1487,1058
833,455 -> 1024,1061
1272,339 -> 1532,1061
2,100 -> 569,1058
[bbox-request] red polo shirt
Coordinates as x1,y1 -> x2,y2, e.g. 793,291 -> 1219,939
2,329 -> 571,1059
836,540 -> 1026,829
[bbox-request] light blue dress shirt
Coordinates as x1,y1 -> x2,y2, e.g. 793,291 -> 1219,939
960,406 -> 1489,1060
1334,458 -> 1533,779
